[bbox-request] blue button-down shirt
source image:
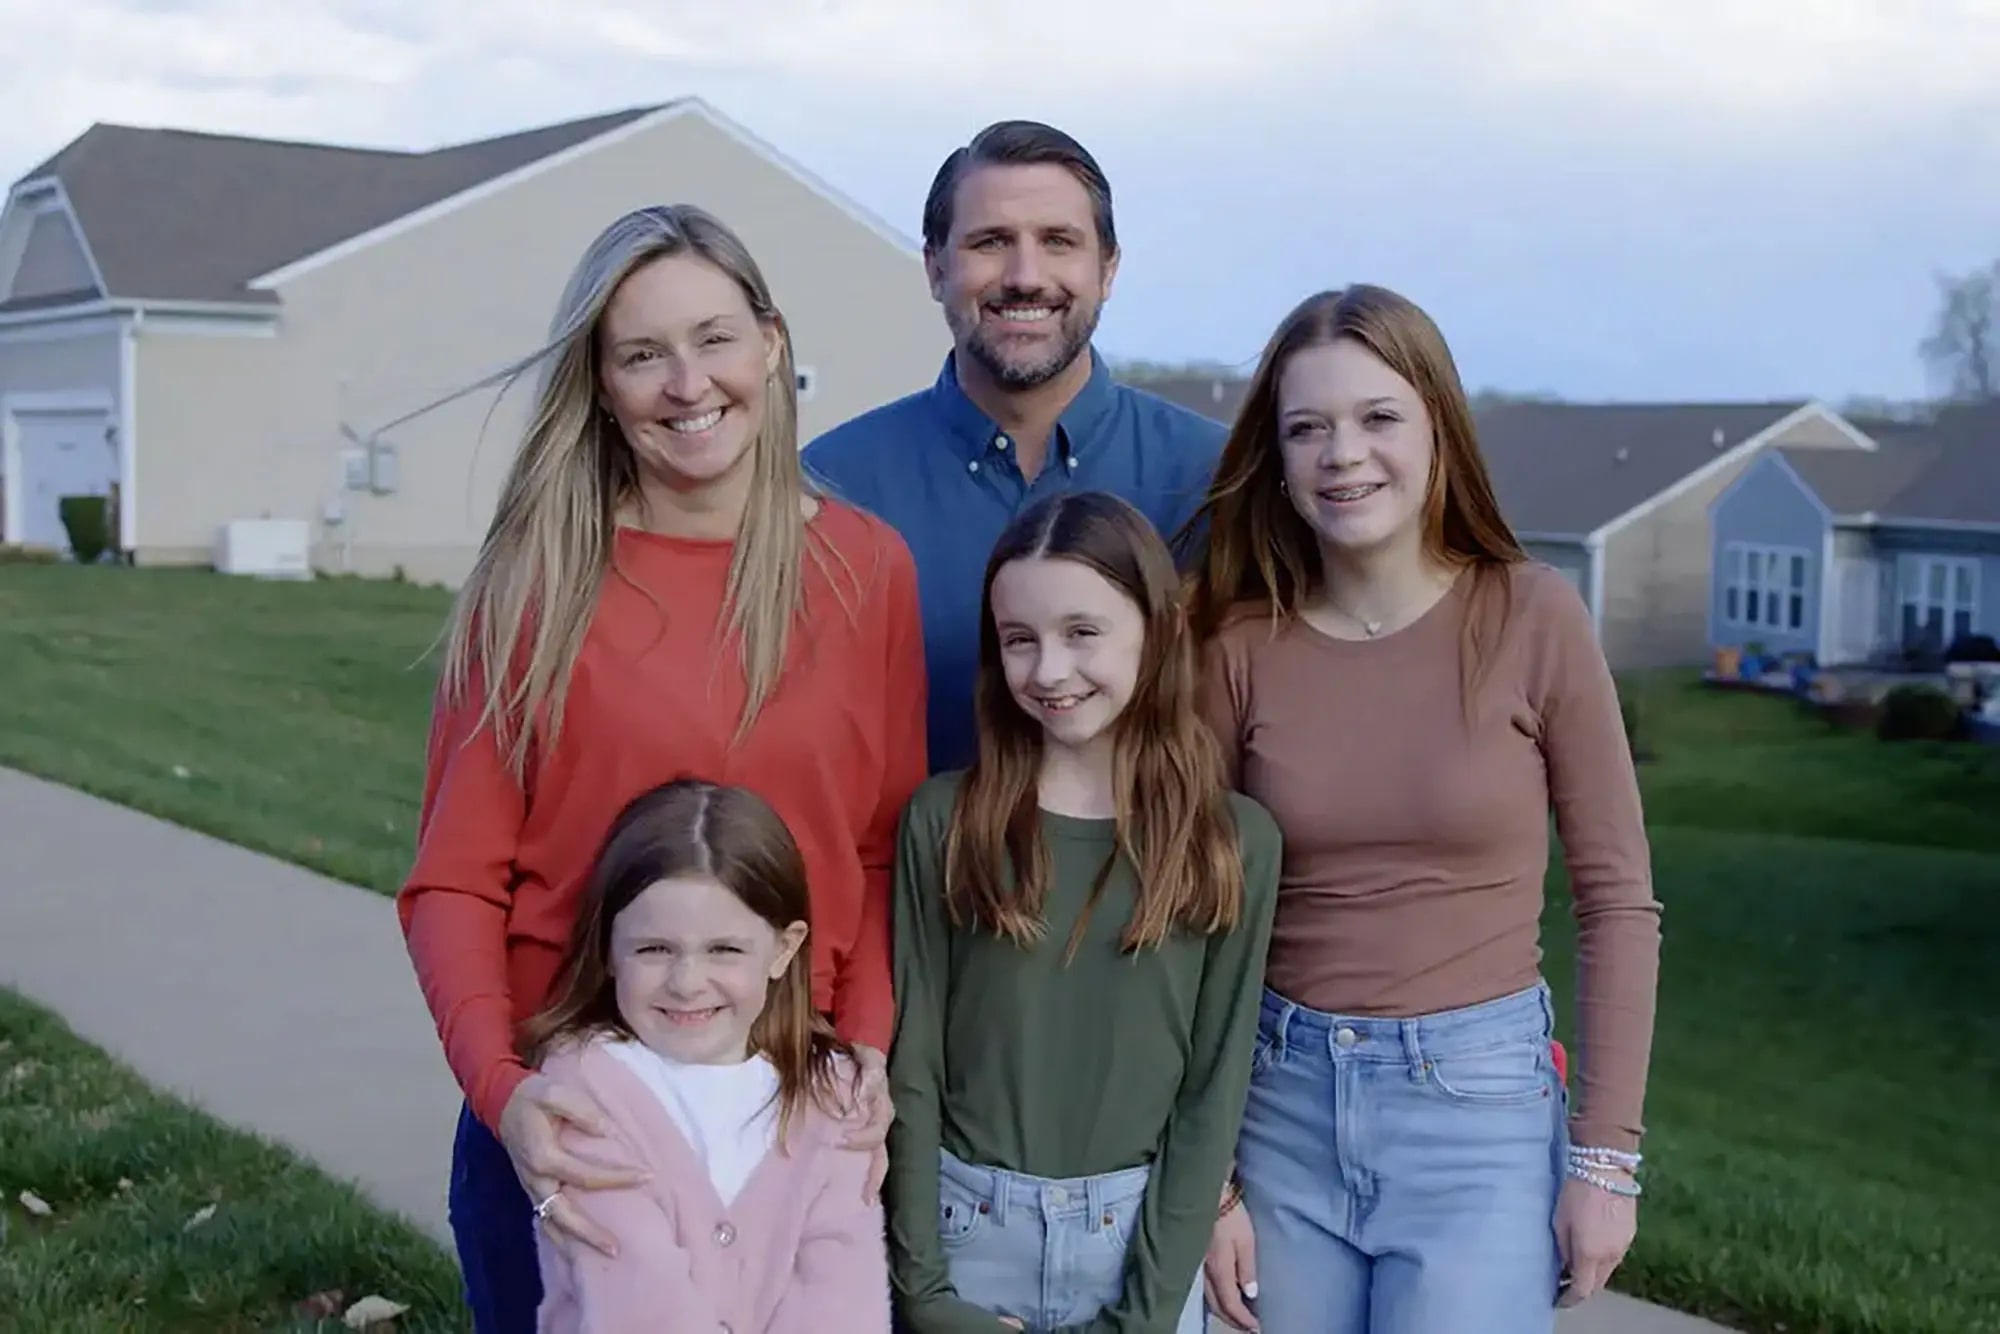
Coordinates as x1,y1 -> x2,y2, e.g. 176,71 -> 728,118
803,349 -> 1226,773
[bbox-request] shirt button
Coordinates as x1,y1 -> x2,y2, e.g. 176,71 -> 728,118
1334,1026 -> 1360,1048
714,1221 -> 736,1246
1064,455 -> 1078,470
967,460 -> 981,474
994,434 -> 1010,451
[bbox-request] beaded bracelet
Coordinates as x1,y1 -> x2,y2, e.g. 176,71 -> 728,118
1566,1144 -> 1644,1197
1567,1162 -> 1643,1197
1569,1144 -> 1643,1171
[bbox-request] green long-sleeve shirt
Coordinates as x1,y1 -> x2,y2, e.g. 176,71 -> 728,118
885,771 -> 1282,1334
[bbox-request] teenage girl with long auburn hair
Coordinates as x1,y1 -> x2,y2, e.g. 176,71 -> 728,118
519,778 -> 889,1332
886,490 -> 1282,1333
395,204 -> 926,1332
1183,284 -> 1663,1334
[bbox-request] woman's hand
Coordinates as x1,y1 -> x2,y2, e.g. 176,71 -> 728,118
498,1071 -> 649,1258
1203,1199 -> 1261,1330
1554,1167 -> 1639,1307
841,1043 -> 895,1196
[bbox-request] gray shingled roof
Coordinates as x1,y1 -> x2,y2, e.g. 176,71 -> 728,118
1473,401 -> 1806,536
1127,374 -> 1806,539
1777,441 -> 1942,516
6,105 -> 667,309
1786,404 -> 2000,525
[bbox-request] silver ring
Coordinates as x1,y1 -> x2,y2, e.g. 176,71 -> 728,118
533,1189 -> 561,1221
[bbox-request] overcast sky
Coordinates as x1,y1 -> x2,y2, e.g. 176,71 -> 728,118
6,0 -> 1998,402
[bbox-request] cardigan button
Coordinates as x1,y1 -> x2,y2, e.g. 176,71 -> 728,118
714,1221 -> 737,1247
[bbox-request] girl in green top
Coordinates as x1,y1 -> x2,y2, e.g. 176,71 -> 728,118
885,489 -> 1283,1334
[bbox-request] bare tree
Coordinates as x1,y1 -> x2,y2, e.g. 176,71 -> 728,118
1920,261 -> 2000,402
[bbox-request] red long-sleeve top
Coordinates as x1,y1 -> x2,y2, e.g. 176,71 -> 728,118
397,503 -> 928,1132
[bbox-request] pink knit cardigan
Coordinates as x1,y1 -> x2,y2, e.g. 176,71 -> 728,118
533,1040 -> 891,1334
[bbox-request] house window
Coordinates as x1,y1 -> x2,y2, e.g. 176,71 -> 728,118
1722,542 -> 1810,632
1899,555 -> 1981,651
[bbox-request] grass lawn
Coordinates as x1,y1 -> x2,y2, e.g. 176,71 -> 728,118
4,563 -> 1999,1332
0,986 -> 467,1333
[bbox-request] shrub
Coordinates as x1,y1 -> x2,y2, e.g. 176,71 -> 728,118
1946,633 -> 2000,663
1875,683 -> 1964,743
57,494 -> 112,564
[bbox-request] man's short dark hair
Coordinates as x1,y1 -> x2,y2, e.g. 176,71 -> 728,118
921,120 -> 1117,257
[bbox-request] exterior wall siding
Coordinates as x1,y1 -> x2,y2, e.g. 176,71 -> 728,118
1599,460 -> 1752,670
263,109 -> 949,584
1707,452 -> 1827,658
130,329 -> 286,563
8,211 -> 98,301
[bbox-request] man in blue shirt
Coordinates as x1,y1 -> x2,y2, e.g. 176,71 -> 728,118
804,119 -> 1228,772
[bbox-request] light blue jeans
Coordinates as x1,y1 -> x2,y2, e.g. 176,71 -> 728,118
936,1148 -> 1206,1334
1234,981 -> 1567,1334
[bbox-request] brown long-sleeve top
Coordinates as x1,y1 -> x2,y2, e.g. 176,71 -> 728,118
1200,561 -> 1661,1151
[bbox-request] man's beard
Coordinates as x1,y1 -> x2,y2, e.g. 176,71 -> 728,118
958,293 -> 1101,391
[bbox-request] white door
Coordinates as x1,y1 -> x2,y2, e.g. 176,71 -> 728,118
16,408 -> 116,553
1832,556 -> 1878,663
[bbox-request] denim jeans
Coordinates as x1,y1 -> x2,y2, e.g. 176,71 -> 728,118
448,1102 -> 543,1334
935,1148 -> 1206,1334
1234,981 -> 1567,1334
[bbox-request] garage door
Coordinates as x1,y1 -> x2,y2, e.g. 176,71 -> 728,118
14,408 -> 116,554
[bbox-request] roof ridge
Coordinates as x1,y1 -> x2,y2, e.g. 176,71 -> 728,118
424,102 -> 674,157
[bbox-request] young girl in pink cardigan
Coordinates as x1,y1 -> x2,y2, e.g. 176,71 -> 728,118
520,778 -> 891,1333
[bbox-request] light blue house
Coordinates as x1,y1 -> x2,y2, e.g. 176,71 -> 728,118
1707,405 -> 2000,666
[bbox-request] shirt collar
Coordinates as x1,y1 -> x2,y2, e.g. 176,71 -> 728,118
928,346 -> 1120,467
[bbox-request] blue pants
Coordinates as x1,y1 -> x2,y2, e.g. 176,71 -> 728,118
1233,981 -> 1567,1334
935,1147 -> 1206,1333
448,1102 -> 543,1333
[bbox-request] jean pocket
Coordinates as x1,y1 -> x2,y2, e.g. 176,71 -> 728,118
1422,1039 -> 1552,1108
1085,1192 -> 1142,1270
938,1175 -> 989,1249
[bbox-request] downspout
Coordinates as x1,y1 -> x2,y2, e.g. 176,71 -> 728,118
119,307 -> 142,560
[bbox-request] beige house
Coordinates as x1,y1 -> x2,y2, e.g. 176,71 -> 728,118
0,99 -> 948,583
1139,375 -> 1879,671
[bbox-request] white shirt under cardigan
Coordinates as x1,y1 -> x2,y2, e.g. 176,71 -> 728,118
604,1040 -> 780,1205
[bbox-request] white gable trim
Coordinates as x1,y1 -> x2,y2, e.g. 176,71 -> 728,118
0,176 -> 111,301
685,100 -> 920,258
1856,514 -> 2000,536
1584,401 -> 1867,545
246,97 -> 921,292
0,295 -> 277,337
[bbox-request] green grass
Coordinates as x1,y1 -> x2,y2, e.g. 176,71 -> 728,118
0,987 -> 468,1333
4,565 -> 1999,1332
0,565 -> 447,894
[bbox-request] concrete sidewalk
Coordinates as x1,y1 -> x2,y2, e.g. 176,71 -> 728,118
0,765 -> 1729,1333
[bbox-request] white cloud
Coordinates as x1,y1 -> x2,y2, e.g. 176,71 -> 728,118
6,0 -> 1995,182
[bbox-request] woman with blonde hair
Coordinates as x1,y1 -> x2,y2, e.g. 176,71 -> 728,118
396,203 -> 926,1332
1184,284 -> 1662,1333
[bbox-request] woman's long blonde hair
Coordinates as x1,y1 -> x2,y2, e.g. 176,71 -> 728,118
439,205 -> 821,776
